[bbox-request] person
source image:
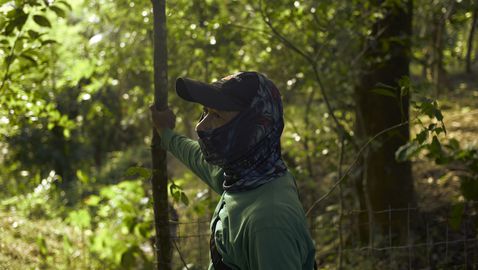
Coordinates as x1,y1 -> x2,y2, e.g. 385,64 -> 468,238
150,71 -> 316,270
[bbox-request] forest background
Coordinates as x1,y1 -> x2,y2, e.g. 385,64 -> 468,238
1,0 -> 478,269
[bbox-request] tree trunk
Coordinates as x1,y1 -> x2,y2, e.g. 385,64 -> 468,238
151,0 -> 172,269
354,0 -> 416,245
466,5 -> 478,74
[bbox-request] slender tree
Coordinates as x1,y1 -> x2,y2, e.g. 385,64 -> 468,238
466,3 -> 478,74
430,1 -> 455,95
151,0 -> 172,269
354,0 -> 416,244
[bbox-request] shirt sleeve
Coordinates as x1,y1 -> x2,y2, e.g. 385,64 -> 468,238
159,128 -> 224,194
247,228 -> 303,270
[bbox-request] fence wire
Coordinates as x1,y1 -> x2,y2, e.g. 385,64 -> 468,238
162,201 -> 478,270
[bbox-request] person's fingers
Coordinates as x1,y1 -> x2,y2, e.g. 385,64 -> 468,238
149,105 -> 176,131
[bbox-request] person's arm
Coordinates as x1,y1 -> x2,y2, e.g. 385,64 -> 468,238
159,128 -> 224,194
247,228 -> 303,270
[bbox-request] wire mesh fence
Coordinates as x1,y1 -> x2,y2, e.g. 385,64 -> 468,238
166,201 -> 478,270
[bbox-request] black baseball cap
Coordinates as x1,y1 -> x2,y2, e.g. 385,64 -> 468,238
176,71 -> 259,111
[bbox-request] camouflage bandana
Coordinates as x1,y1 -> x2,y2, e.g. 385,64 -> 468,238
196,73 -> 287,193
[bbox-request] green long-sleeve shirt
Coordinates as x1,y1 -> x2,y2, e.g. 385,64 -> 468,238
160,128 -> 316,270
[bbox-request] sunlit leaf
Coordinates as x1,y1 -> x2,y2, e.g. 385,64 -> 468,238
36,235 -> 48,257
66,209 -> 91,229
62,235 -> 72,254
85,195 -> 101,206
76,170 -> 89,184
63,128 -> 70,138
125,166 -> 151,179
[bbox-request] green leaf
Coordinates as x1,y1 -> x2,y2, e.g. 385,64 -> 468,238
134,222 -> 151,238
441,122 -> 447,135
123,216 -> 136,233
27,30 -> 40,39
76,170 -> 89,184
449,203 -> 464,231
20,54 -> 37,65
429,135 -> 442,157
434,109 -> 443,121
415,129 -> 428,144
120,245 -> 141,268
85,195 -> 101,206
5,55 -> 15,65
47,122 -> 55,130
6,8 -> 17,19
370,87 -> 396,98
49,5 -> 66,18
57,0 -> 73,10
100,186 -> 116,199
63,235 -> 72,254
13,12 -> 28,32
460,177 -> 478,201
4,21 -> 16,36
33,15 -> 52,27
395,141 -> 421,162
448,138 -> 460,150
434,127 -> 444,135
41,39 -> 57,45
171,189 -> 180,202
419,101 -> 435,118
180,192 -> 189,206
67,209 -> 91,229
125,166 -> 151,179
63,128 -> 70,138
36,235 -> 48,257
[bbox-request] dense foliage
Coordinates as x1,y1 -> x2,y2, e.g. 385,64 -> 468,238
1,0 -> 477,269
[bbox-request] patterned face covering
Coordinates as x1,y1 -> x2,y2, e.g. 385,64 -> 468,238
196,73 -> 287,192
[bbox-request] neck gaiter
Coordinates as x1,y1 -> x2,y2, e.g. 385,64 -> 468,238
196,74 -> 287,193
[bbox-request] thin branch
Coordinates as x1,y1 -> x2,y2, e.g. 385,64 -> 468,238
306,120 -> 409,216
224,23 -> 273,37
337,134 -> 345,270
258,0 -> 312,61
0,30 -> 23,92
258,0 -> 349,145
284,113 -> 315,178
351,25 -> 389,67
173,239 -> 190,270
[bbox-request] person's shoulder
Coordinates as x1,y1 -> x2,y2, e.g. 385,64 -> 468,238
245,182 -> 303,230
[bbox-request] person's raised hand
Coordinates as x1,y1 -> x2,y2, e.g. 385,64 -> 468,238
149,104 -> 176,134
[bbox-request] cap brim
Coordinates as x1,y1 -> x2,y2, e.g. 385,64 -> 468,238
176,78 -> 245,111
